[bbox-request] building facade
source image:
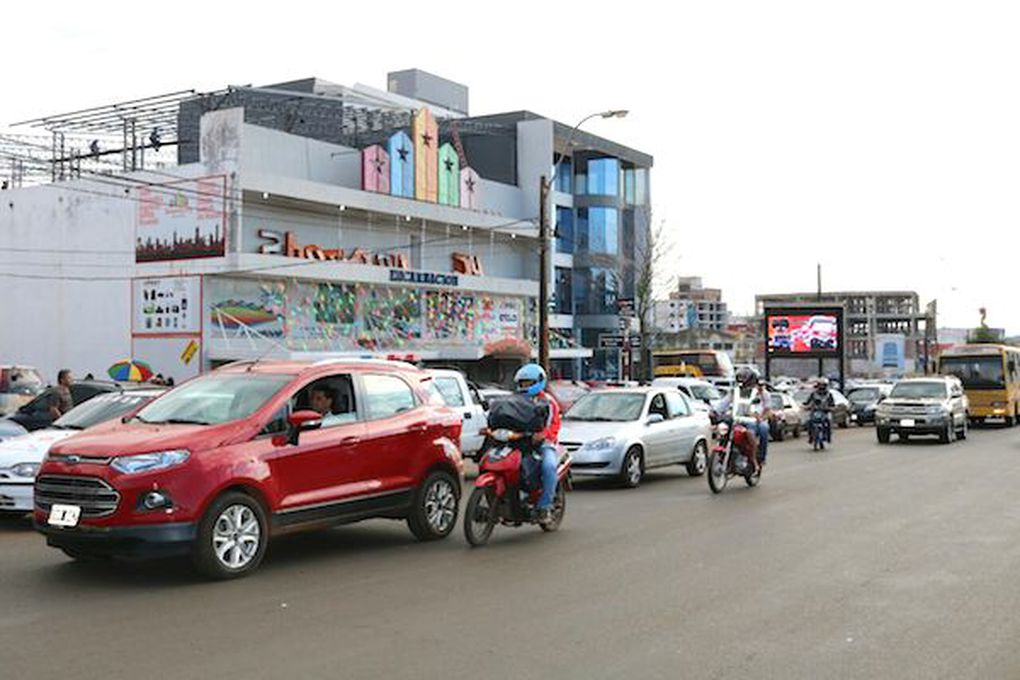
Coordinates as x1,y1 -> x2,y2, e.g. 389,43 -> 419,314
0,70 -> 652,384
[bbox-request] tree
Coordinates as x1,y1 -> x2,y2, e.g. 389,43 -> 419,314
632,211 -> 678,381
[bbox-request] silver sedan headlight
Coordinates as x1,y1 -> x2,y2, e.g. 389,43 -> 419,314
583,437 -> 618,451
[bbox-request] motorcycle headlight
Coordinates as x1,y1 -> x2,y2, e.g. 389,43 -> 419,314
10,462 -> 40,478
111,450 -> 190,475
584,437 -> 618,451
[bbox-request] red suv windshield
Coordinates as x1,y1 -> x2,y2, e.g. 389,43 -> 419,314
134,374 -> 292,425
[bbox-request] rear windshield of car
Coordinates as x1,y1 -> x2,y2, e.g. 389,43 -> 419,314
54,393 -> 156,430
689,384 -> 721,402
847,388 -> 881,403
565,393 -> 646,422
134,374 -> 292,425
889,382 -> 947,400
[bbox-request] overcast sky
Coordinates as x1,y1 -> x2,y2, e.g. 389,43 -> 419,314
3,1 -> 1017,333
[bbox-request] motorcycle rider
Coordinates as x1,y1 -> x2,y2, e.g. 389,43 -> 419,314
715,368 -> 770,471
513,363 -> 561,527
802,378 -> 836,443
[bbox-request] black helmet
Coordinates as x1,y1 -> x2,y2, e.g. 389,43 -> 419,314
735,367 -> 757,388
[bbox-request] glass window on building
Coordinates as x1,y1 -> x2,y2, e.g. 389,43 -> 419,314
591,267 -> 619,314
624,168 -> 636,204
554,158 -> 572,193
634,168 -> 649,205
555,207 -> 574,254
554,267 -> 573,315
587,207 -> 619,255
586,158 -> 620,196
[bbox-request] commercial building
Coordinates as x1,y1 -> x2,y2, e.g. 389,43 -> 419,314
0,70 -> 652,384
755,290 -> 936,376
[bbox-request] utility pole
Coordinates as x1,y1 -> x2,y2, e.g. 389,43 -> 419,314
817,262 -> 824,379
538,175 -> 550,371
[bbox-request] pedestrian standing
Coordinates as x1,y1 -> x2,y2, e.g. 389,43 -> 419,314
48,369 -> 73,419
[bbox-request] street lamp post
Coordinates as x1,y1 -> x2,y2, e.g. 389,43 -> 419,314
538,109 -> 628,372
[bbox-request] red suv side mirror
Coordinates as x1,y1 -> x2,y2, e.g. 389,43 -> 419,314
273,410 -> 323,446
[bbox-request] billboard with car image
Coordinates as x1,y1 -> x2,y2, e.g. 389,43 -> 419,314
764,307 -> 844,358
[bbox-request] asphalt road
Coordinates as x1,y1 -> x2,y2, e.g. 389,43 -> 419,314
4,424 -> 1020,680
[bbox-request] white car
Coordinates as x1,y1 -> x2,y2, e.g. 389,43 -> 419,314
426,369 -> 488,459
0,389 -> 162,515
650,377 -> 723,413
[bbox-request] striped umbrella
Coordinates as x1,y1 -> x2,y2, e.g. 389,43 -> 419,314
107,360 -> 154,382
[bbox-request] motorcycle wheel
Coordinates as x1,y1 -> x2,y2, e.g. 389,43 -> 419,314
463,487 -> 497,547
745,466 -> 761,487
540,483 -> 566,533
708,451 -> 728,494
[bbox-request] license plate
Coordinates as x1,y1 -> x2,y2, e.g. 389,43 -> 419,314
900,419 -> 915,428
48,504 -> 81,527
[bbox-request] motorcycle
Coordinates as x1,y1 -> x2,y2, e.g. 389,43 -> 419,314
808,409 -> 832,451
463,428 -> 572,547
708,417 -> 762,494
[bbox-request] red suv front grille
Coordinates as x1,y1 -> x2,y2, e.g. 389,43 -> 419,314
35,474 -> 120,518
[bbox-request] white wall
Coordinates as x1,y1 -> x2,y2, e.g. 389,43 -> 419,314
0,181 -> 134,380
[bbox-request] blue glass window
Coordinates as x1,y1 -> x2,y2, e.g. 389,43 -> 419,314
587,207 -> 618,255
586,158 -> 620,196
555,207 -> 574,254
554,159 -> 572,193
554,267 -> 573,315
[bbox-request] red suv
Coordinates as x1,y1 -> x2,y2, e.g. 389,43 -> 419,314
33,360 -> 463,578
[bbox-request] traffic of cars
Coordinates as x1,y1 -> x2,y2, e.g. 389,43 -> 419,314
1,358 -> 1010,580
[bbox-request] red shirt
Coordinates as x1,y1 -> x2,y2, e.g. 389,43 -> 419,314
539,391 -> 561,444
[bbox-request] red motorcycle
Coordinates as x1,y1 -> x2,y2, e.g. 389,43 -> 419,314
708,418 -> 762,494
463,429 -> 571,547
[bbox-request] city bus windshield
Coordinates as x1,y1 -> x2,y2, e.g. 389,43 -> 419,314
940,356 -> 1005,390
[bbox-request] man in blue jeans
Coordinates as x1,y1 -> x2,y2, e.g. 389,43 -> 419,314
716,368 -> 771,467
513,363 -> 561,526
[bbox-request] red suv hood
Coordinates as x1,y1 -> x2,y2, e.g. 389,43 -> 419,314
49,419 -> 249,457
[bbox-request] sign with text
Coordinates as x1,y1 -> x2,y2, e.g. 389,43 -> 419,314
133,277 -> 201,335
599,334 -> 625,349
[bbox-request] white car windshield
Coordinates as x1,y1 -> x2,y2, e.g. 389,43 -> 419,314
890,382 -> 947,400
53,393 -> 156,430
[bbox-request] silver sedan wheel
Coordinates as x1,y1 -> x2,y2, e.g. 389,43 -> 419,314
212,504 -> 261,571
690,442 -> 707,475
424,477 -> 458,533
625,450 -> 642,486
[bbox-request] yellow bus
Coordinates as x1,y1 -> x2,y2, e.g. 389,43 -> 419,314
652,349 -> 734,384
938,344 -> 1020,425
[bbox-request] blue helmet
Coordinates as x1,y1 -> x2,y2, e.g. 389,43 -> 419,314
514,363 -> 547,397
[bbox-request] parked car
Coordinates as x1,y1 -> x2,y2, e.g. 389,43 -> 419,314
0,419 -> 29,444
794,387 -> 851,427
0,389 -> 164,516
875,376 -> 969,444
559,387 -> 712,488
6,380 -> 149,432
650,377 -> 723,413
34,360 -> 464,578
426,368 -> 487,459
766,392 -> 803,440
0,366 -> 45,417
846,384 -> 892,425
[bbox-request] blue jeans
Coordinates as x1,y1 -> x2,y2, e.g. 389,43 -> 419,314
521,444 -> 558,510
752,420 -> 769,462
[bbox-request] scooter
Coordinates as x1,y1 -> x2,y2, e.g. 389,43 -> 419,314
463,429 -> 572,547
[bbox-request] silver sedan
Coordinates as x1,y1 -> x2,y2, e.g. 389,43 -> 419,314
558,388 -> 712,488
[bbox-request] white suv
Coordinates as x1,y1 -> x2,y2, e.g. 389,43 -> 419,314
875,376 -> 969,444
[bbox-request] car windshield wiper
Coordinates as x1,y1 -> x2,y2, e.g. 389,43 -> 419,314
157,418 -> 212,426
52,423 -> 85,430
